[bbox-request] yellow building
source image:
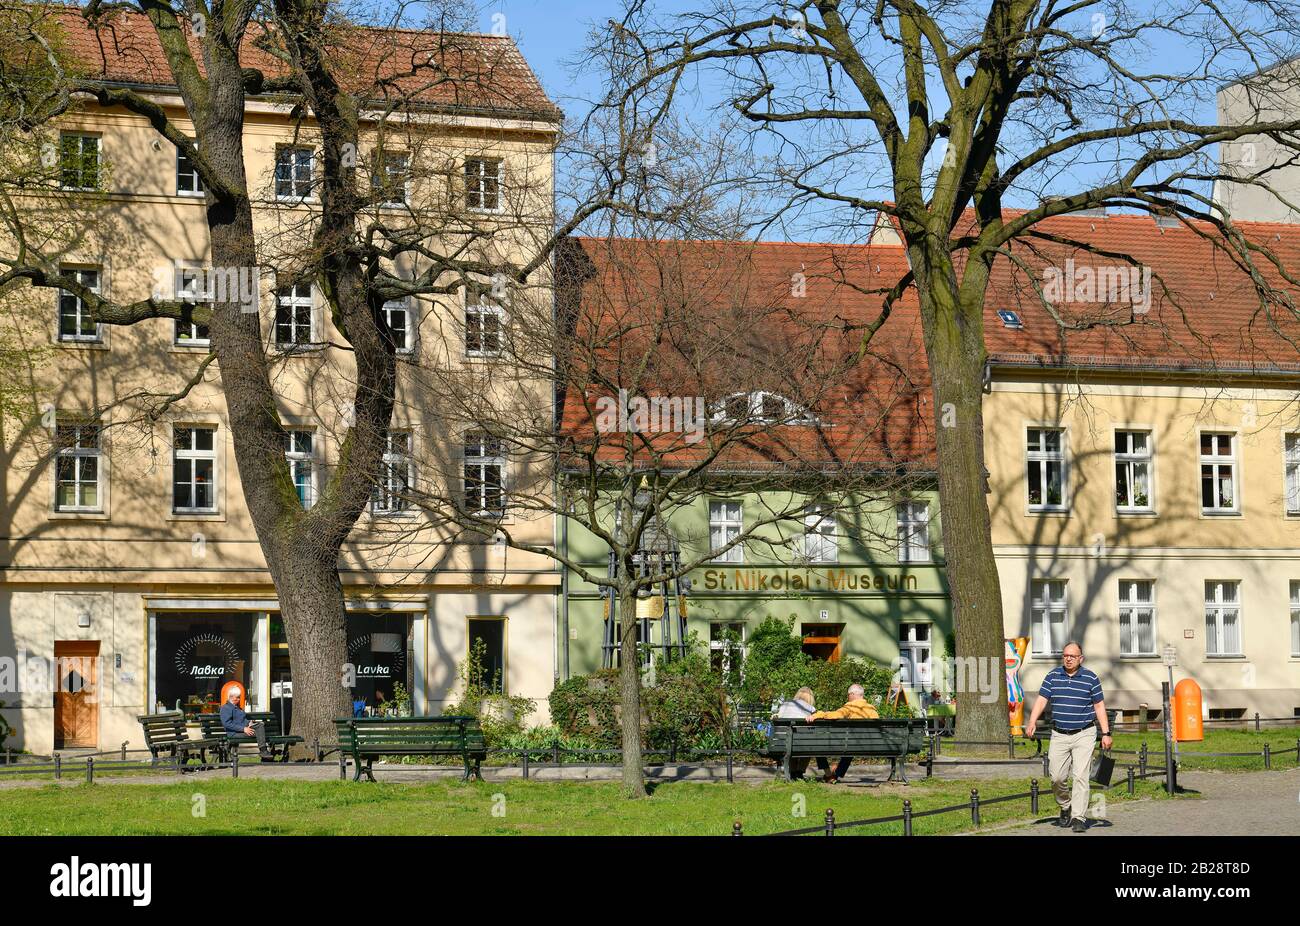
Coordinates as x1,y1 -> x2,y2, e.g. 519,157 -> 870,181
0,11 -> 562,754
984,212 -> 1300,720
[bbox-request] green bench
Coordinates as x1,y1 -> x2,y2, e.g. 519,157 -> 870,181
333,716 -> 487,782
197,711 -> 304,763
765,718 -> 929,783
137,711 -> 222,768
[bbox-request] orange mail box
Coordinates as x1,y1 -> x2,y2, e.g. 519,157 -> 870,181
1173,678 -> 1203,742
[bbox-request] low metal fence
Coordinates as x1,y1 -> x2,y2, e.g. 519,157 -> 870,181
745,764 -> 1173,836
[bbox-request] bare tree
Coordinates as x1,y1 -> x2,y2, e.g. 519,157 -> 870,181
391,202 -> 933,795
594,0 -> 1300,739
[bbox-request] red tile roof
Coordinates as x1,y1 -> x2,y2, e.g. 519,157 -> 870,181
555,236 -> 934,472
980,213 -> 1300,375
39,3 -> 560,119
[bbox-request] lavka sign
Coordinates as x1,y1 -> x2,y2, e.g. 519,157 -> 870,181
50,857 -> 151,906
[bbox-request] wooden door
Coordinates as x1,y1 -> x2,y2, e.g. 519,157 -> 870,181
54,641 -> 99,749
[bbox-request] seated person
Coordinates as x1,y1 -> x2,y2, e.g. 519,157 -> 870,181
774,686 -> 830,779
219,687 -> 272,758
807,683 -> 880,783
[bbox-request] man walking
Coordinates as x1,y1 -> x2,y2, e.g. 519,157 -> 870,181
1024,642 -> 1112,833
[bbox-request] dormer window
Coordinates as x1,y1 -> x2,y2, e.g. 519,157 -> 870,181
712,391 -> 814,425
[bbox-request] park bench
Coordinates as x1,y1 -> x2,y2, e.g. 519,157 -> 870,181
729,702 -> 773,739
136,711 -> 222,769
765,717 -> 929,783
333,716 -> 487,782
197,711 -> 304,763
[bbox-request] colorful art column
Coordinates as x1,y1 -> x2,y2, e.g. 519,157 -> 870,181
1005,637 -> 1029,735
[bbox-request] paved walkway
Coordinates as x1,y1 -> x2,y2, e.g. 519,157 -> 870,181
992,768 -> 1300,836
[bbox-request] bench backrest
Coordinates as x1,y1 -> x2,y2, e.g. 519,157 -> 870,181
770,718 -> 928,753
333,716 -> 487,752
198,711 -> 288,739
137,711 -> 190,748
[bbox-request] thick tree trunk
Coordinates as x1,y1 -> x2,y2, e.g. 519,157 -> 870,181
618,581 -> 646,798
912,255 -> 1009,744
267,551 -> 351,750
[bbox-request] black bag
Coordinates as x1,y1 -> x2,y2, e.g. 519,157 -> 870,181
1090,747 -> 1115,786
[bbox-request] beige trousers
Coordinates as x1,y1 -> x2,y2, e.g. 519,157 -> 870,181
1048,727 -> 1095,820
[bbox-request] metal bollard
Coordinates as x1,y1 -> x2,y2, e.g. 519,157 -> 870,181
338,752 -> 346,780
1008,734 -> 1015,759
522,751 -> 530,780
232,752 -> 239,779
726,748 -> 733,784
313,737 -> 320,762
732,820 -> 743,836
970,789 -> 980,826
902,799 -> 913,836
1041,754 -> 1049,777
1296,739 -> 1300,767
552,740 -> 560,766
121,742 -> 128,762
824,808 -> 835,836
1139,741 -> 1148,777
1127,766 -> 1135,795
85,757 -> 94,784
1030,779 -> 1039,816
1254,712 -> 1260,732
54,753 -> 61,780
1263,743 -> 1271,769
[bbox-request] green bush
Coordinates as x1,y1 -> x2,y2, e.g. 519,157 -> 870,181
548,668 -> 622,745
444,637 -> 536,747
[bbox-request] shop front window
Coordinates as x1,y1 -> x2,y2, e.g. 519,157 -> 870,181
346,612 -> 412,714
155,613 -> 256,720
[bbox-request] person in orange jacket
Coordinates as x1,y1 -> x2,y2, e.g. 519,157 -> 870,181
807,683 -> 880,782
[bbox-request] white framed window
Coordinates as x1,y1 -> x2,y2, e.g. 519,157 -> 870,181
275,282 -> 314,347
464,157 -> 501,211
709,622 -> 746,684
1026,427 -> 1066,510
1029,579 -> 1068,656
465,285 -> 504,357
372,431 -> 413,514
896,500 -> 930,563
174,267 -> 210,346
709,501 -> 744,563
372,151 -> 409,206
714,391 -> 815,425
802,505 -> 837,563
274,146 -> 314,200
1200,432 -> 1237,513
57,267 -> 102,342
382,299 -> 413,354
1115,430 -> 1153,511
1290,581 -> 1300,657
1118,580 -> 1156,656
283,429 -> 317,509
463,432 -> 506,516
173,425 -> 218,513
54,421 -> 103,511
176,140 -> 203,196
1204,580 -> 1242,656
1285,435 -> 1300,515
898,622 -> 933,688
59,133 -> 100,190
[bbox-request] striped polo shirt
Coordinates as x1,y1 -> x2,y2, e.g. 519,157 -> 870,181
1039,666 -> 1103,731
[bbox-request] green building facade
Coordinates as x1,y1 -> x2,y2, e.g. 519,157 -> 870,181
557,488 -> 953,699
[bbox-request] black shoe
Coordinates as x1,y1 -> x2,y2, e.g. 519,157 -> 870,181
1072,818 -> 1088,833
1056,809 -> 1070,827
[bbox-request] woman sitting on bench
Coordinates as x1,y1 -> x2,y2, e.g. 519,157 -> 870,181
775,687 -> 831,780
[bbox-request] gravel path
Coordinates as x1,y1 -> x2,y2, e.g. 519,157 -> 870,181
993,768 -> 1300,836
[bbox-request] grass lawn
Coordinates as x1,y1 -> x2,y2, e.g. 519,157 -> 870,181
0,775 -> 1168,836
1107,727 -> 1300,771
